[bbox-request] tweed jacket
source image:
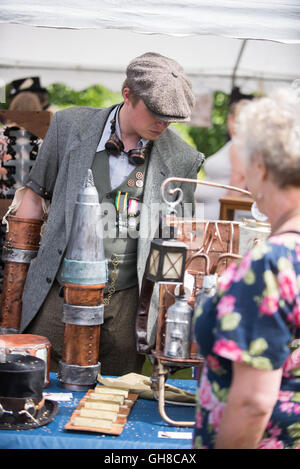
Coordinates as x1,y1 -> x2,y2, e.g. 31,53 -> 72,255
20,105 -> 203,348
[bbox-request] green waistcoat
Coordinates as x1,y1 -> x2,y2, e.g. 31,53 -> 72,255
91,150 -> 148,293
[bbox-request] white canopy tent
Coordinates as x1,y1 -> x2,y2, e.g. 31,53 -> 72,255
0,0 -> 299,98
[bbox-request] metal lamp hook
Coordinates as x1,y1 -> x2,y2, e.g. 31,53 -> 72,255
161,178 -> 184,215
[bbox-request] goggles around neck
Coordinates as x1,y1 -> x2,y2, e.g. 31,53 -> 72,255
105,108 -> 152,166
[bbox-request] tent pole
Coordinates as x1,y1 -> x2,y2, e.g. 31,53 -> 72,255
231,39 -> 247,88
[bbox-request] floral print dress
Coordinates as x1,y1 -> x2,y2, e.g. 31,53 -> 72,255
193,233 -> 300,449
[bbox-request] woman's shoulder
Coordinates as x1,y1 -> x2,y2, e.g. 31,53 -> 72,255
264,234 -> 300,264
238,234 -> 300,286
250,233 -> 300,260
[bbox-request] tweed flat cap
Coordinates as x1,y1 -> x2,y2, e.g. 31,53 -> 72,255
126,52 -> 195,122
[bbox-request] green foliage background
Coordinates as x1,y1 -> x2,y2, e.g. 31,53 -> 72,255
47,83 -> 230,165
3,81 -> 230,166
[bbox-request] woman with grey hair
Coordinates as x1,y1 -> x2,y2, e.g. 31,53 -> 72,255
193,88 -> 300,449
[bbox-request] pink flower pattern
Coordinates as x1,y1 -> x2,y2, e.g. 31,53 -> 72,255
293,404 -> 300,414
213,338 -> 243,362
216,295 -> 236,318
206,355 -> 221,372
277,269 -> 298,304
193,236 -> 300,449
233,251 -> 252,282
278,391 -> 294,402
198,368 -> 214,411
266,422 -> 282,438
218,262 -> 238,291
208,397 -> 226,431
292,301 -> 300,327
283,346 -> 300,373
195,410 -> 203,429
259,296 -> 279,315
279,402 -> 295,413
257,438 -> 285,449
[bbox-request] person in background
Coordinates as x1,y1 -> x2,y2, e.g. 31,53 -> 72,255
194,99 -> 251,220
0,91 -> 43,196
8,76 -> 56,114
193,87 -> 300,449
0,91 -> 44,293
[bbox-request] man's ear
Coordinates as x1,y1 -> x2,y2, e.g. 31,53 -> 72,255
122,87 -> 131,105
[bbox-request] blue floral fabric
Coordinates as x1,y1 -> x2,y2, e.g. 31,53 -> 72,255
193,234 -> 300,449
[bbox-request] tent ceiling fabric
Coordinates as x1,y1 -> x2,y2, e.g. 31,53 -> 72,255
0,24 -> 299,96
1,0 -> 300,43
0,1 -> 299,97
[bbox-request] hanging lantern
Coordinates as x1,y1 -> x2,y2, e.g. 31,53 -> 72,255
145,238 -> 187,284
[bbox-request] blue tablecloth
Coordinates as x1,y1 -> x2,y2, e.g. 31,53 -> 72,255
0,373 -> 197,449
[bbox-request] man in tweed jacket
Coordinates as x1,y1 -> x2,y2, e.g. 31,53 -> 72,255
15,53 -> 204,375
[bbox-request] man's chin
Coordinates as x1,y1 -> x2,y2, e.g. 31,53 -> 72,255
146,130 -> 163,140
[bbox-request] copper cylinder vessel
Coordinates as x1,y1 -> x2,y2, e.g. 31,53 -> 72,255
58,170 -> 107,391
0,216 -> 42,334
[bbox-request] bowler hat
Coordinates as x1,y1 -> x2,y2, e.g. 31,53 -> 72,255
126,52 -> 195,122
9,77 -> 47,98
0,353 -> 59,430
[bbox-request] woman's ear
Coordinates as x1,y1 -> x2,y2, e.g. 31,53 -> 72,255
256,154 -> 268,182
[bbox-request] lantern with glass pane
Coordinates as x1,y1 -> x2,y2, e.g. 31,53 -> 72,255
146,238 -> 187,285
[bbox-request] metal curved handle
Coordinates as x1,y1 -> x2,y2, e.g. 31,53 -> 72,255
161,183 -> 184,213
186,251 -> 210,275
157,361 -> 195,427
161,177 -> 251,213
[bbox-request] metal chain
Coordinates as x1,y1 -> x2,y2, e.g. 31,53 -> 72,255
102,254 -> 119,306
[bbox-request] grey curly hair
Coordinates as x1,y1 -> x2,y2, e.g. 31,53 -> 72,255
234,87 -> 300,188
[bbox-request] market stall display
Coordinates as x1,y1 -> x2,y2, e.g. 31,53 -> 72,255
136,177 -> 270,426
65,385 -> 138,435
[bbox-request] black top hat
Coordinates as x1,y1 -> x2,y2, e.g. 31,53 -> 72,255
9,77 -> 48,99
0,353 -> 59,430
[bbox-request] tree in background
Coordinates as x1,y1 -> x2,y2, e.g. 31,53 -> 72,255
47,84 -> 229,163
189,90 -> 229,157
47,83 -> 121,110
1,82 -> 228,170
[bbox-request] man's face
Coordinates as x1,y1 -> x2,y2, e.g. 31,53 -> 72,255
123,88 -> 171,140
